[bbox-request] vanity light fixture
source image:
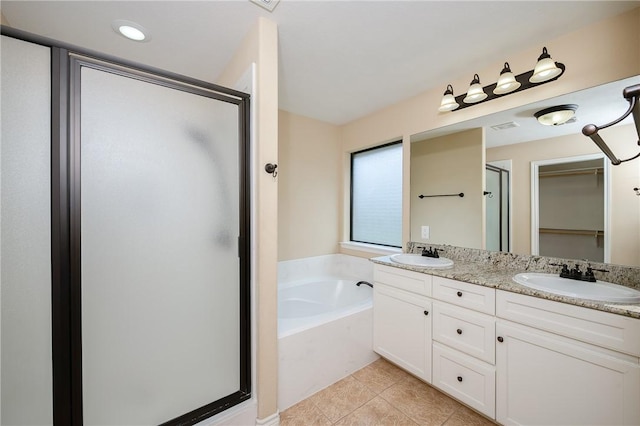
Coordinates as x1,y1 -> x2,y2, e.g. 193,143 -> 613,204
438,84 -> 460,112
530,47 -> 563,83
463,74 -> 488,104
112,20 -> 150,42
534,104 -> 578,126
437,47 -> 565,112
493,63 -> 521,95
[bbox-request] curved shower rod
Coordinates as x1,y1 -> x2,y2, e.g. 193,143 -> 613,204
582,84 -> 640,165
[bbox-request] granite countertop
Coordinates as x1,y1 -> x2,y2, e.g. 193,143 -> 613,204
371,254 -> 640,320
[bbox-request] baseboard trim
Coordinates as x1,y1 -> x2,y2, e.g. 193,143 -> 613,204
255,411 -> 280,426
197,399 -> 257,425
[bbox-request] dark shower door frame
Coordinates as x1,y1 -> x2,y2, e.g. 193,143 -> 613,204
485,164 -> 510,252
2,26 -> 251,426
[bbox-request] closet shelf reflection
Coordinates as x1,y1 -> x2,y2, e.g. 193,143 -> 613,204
539,228 -> 604,237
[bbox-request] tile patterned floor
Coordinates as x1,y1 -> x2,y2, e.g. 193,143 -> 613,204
280,358 -> 496,426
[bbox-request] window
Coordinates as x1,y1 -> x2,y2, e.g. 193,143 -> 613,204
350,141 -> 402,247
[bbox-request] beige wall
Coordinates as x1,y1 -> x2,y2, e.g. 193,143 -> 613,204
339,7 -> 640,251
487,124 -> 639,267
215,9 -> 640,422
411,128 -> 485,248
211,8 -> 640,421
217,17 -> 279,421
1,12 -> 10,26
278,110 -> 341,261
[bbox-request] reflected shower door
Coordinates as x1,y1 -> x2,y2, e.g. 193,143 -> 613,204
77,59 -> 248,425
485,165 -> 510,252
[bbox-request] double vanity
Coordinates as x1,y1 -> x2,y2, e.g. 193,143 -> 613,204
371,246 -> 640,425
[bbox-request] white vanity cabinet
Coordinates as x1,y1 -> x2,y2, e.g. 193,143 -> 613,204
496,290 -> 640,426
372,262 -> 640,425
373,265 -> 432,382
431,276 -> 497,418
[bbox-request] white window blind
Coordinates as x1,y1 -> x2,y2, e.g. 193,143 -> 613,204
351,142 -> 402,247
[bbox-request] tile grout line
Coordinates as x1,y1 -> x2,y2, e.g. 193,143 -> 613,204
440,406 -> 459,426
282,359 -> 495,426
350,368 -> 411,420
325,365 -> 410,425
305,373 -> 377,425
329,373 -> 379,424
376,379 -> 425,426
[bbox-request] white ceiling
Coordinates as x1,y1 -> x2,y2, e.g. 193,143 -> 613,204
1,1 -> 639,125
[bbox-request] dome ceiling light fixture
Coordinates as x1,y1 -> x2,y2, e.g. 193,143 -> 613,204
112,20 -> 150,42
438,46 -> 565,113
534,104 -> 578,126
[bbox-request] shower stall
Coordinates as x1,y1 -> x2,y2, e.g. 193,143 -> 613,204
485,164 -> 510,252
1,29 -> 250,425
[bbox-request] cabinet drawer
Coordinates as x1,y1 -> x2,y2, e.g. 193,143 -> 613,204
496,290 -> 640,357
432,276 -> 495,314
432,342 -> 496,419
433,302 -> 496,364
374,264 -> 432,296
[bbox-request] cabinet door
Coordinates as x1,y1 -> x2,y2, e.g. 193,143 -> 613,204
373,283 -> 432,382
496,320 -> 640,426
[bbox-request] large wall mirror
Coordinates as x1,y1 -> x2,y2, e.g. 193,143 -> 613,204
410,75 -> 640,268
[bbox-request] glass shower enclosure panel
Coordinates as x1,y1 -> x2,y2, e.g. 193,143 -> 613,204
0,35 -> 53,426
485,165 -> 509,252
80,66 -> 241,424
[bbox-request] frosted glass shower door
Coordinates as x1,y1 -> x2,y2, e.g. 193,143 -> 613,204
485,165 -> 509,252
1,35 -> 53,426
486,168 -> 501,252
79,64 -> 244,425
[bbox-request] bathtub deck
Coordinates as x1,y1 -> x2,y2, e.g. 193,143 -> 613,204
279,358 -> 496,426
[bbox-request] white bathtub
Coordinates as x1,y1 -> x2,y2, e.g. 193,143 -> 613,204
279,279 -> 373,337
277,254 -> 379,411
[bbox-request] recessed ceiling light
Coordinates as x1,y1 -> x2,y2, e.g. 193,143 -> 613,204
112,20 -> 150,42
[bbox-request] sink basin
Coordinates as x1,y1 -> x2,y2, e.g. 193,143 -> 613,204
512,273 -> 640,303
390,253 -> 454,269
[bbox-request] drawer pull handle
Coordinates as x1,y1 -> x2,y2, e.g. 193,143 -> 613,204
457,291 -> 463,297
497,336 -> 504,343
457,376 -> 463,382
424,310 -> 429,316
456,329 -> 463,335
